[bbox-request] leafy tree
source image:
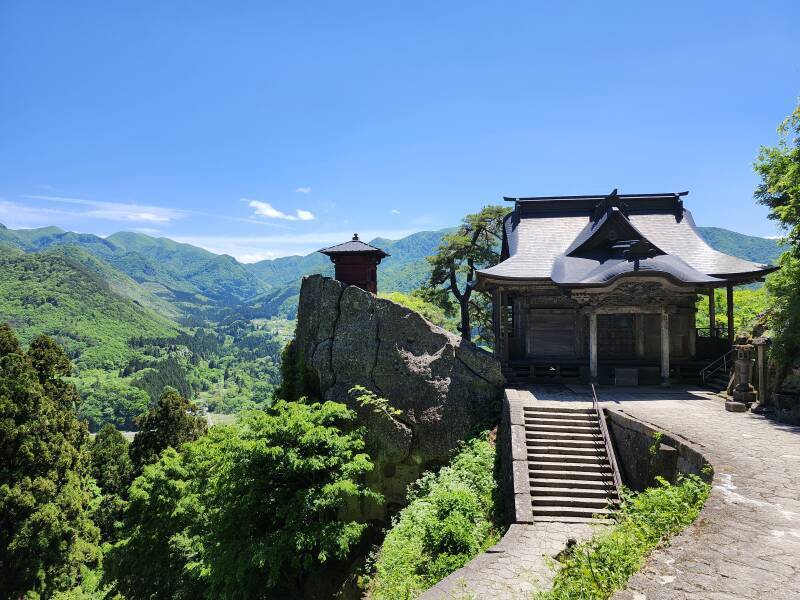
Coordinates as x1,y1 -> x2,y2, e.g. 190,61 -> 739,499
0,324 -> 99,598
754,100 -> 800,365
79,378 -> 151,432
89,425 -> 134,542
755,100 -> 800,252
129,387 -> 207,470
105,400 -> 379,599
424,206 -> 509,343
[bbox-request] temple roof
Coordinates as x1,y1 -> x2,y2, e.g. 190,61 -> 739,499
319,234 -> 389,257
477,190 -> 777,289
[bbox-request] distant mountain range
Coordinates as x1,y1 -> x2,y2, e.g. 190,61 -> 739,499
0,221 -> 784,327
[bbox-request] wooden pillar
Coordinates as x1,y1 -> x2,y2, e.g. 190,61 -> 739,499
660,307 -> 670,386
635,314 -> 645,358
708,291 -> 716,337
688,309 -> 697,357
726,283 -> 735,346
492,289 -> 501,358
589,311 -> 598,382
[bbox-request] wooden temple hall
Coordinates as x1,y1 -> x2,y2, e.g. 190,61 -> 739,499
475,190 -> 777,385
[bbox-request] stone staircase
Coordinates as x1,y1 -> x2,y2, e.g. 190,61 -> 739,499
524,404 -> 618,522
705,368 -> 732,393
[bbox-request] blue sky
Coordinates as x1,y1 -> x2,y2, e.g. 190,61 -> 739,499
1,1 -> 798,261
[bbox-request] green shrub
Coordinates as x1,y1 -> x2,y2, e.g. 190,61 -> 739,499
369,433 -> 503,599
537,475 -> 710,600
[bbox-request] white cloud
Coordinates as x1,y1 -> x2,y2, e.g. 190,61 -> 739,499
174,228 -> 417,262
391,209 -> 400,214
247,199 -> 316,221
295,187 -> 312,194
26,195 -> 184,224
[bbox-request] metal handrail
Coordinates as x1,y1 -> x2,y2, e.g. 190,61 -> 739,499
700,349 -> 735,384
591,383 -> 623,493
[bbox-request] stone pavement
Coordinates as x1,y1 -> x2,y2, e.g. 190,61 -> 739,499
595,386 -> 800,600
423,384 -> 800,599
419,521 -> 598,599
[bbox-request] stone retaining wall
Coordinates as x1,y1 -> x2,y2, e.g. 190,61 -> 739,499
605,409 -> 713,490
500,391 -> 534,524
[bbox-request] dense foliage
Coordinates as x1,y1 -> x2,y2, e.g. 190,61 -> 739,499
89,425 -> 134,542
105,400 -> 379,598
129,388 -> 208,470
0,324 -> 99,598
694,287 -> 769,335
754,100 -> 800,368
537,475 -> 710,600
369,433 -> 503,599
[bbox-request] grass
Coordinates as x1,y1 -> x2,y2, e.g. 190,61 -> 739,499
536,475 -> 710,600
368,432 -> 504,600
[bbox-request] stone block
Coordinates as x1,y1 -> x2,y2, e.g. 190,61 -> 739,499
725,400 -> 748,412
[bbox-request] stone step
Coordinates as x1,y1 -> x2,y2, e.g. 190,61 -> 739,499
528,453 -> 607,464
530,486 -> 618,499
525,417 -> 599,428
532,505 -> 616,519
531,515 -> 612,524
529,461 -> 611,473
530,477 -> 615,489
526,431 -> 603,441
525,423 -> 598,434
532,495 -> 619,509
525,411 -> 599,421
528,445 -> 606,456
529,470 -> 612,484
523,405 -> 594,415
527,438 -> 605,448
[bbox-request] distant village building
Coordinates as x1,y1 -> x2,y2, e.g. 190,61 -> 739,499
319,234 -> 389,294
475,190 -> 777,385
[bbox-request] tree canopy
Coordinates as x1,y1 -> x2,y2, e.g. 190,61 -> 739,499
129,387 -> 208,470
755,100 -> 800,366
105,400 -> 379,598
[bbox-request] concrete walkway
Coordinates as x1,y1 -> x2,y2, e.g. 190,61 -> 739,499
424,384 -> 800,599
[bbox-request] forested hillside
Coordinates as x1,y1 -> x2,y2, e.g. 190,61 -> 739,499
698,226 -> 784,265
0,251 -> 179,369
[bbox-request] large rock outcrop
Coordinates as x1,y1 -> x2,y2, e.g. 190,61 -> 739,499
294,275 -> 504,516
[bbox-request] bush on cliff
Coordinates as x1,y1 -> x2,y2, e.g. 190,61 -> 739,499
368,432 -> 504,599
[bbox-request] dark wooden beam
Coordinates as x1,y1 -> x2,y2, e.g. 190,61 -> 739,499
709,291 -> 716,337
726,283 -> 735,346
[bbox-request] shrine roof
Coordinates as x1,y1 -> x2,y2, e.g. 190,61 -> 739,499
319,234 -> 389,257
478,190 -> 778,289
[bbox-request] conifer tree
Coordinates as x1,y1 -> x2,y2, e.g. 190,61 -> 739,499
0,324 -> 99,598
129,387 -> 208,470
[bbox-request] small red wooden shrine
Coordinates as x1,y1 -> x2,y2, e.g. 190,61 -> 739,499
319,234 -> 389,293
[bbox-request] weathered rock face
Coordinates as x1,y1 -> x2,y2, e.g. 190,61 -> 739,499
295,274 -> 504,516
